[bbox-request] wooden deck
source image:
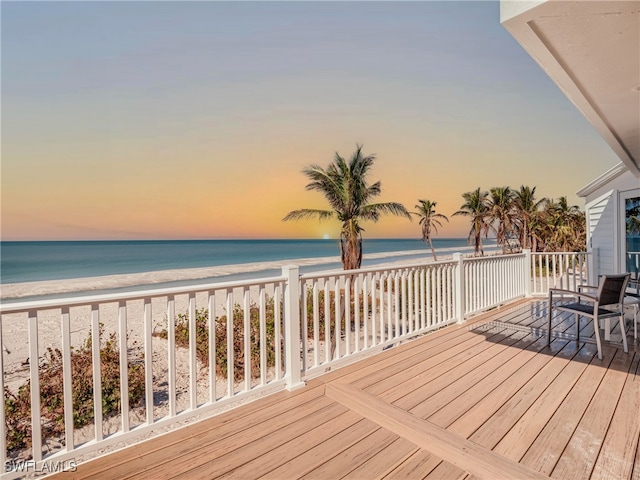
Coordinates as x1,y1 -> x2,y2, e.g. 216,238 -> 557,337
54,299 -> 640,479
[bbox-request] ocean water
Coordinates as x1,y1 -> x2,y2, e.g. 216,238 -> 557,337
0,238 -> 476,285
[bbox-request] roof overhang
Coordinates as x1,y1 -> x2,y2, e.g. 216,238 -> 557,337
500,0 -> 640,178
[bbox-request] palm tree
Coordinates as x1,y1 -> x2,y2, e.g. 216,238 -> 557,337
413,200 -> 449,260
513,185 -> 546,251
452,188 -> 489,256
486,186 -> 517,254
537,197 -> 585,251
283,145 -> 411,270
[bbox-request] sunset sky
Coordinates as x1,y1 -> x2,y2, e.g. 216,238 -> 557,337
1,1 -> 620,241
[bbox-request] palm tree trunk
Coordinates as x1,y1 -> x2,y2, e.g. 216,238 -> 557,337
428,238 -> 438,261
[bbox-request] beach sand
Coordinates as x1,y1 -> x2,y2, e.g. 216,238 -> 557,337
0,247 -> 479,300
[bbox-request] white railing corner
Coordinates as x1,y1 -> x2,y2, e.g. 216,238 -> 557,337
453,253 -> 465,323
283,265 -> 304,390
523,249 -> 532,297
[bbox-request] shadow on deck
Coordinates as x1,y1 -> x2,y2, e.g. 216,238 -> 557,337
53,299 -> 640,480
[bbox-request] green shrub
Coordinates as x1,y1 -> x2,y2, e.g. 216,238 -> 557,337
4,331 -> 145,453
155,298 -> 280,382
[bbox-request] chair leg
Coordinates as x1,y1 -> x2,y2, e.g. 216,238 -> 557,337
594,315 -> 603,360
619,316 -> 628,353
635,305 -> 638,341
576,313 -> 580,344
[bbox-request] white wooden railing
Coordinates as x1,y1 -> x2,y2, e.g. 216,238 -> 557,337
528,251 -> 590,295
0,250 -> 589,477
0,274 -> 292,479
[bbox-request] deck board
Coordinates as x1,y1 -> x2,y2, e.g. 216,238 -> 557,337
518,347 -> 617,475
130,396 -> 341,480
550,350 -> 635,480
383,450 -> 444,479
214,410 -> 364,479
444,338 -> 578,438
590,353 -> 640,480
259,419 -> 379,479
341,438 -> 418,479
51,300 -> 639,480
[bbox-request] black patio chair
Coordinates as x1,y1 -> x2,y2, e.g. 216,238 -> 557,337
547,273 -> 630,360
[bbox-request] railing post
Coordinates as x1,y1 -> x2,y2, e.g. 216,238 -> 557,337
588,248 -> 599,284
523,249 -> 532,297
454,253 -> 465,323
283,265 -> 305,391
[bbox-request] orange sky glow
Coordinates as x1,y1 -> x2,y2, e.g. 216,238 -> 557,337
1,2 -> 620,241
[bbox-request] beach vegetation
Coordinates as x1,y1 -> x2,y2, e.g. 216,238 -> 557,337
155,298 -> 279,382
412,199 -> 449,260
4,329 -> 145,453
283,144 -> 411,270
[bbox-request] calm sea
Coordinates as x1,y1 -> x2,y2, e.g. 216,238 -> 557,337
1,238 -> 474,284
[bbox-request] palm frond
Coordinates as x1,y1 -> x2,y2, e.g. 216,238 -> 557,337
283,209 -> 335,222
362,202 -> 411,220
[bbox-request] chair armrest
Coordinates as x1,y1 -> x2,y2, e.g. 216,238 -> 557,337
549,288 -> 597,303
577,284 -> 598,292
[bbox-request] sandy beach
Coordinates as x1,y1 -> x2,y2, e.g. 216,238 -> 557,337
0,247 -> 481,300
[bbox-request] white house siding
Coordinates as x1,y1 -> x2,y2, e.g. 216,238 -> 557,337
579,166 -> 640,276
586,191 -> 616,275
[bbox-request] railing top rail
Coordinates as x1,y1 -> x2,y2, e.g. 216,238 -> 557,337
530,251 -> 588,256
299,258 -> 458,281
0,274 -> 287,314
463,253 -> 526,262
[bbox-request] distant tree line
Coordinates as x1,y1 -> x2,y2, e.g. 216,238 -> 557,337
453,186 -> 586,255
284,145 -> 586,270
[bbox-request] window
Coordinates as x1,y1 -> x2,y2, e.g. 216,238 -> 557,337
625,194 -> 640,280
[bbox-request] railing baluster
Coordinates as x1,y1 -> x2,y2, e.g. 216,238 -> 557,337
28,310 -> 42,462
386,274 -> 393,340
274,284 -> 282,381
301,280 -> 308,372
243,288 -> 251,392
61,307 -> 74,450
225,290 -> 234,398
407,270 -> 413,333
91,304 -> 103,441
354,274 -> 361,352
401,270 -> 408,335
345,276 -> 351,356
260,286 -> 267,387
313,281 -> 320,367
117,302 -> 130,431
143,299 -> 153,423
208,292 -> 216,403
324,281 -> 331,361
420,268 -> 426,329
362,276 -> 368,349
167,296 -> 177,414
334,279 -> 341,358
188,293 -> 197,409
375,273 -> 383,343
370,273 -> 377,345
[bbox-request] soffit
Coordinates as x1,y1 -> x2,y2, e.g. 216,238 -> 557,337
501,0 -> 640,177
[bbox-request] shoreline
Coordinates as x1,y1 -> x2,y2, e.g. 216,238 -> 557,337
0,246 -> 485,301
